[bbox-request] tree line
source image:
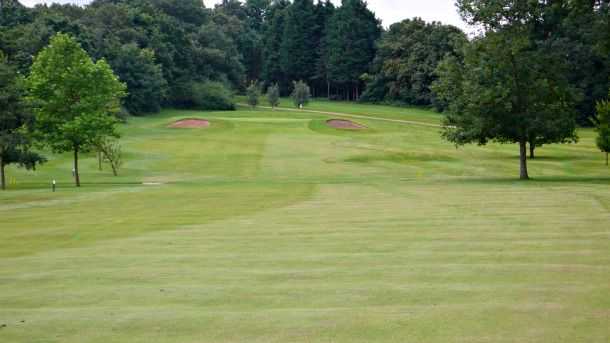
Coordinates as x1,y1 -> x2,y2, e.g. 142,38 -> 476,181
1,0 -> 609,184
433,0 -> 609,179
3,0 -> 605,123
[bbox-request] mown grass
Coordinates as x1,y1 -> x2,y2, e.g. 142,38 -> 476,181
1,101 -> 609,343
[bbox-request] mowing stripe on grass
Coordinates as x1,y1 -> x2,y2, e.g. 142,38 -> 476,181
237,103 -> 443,128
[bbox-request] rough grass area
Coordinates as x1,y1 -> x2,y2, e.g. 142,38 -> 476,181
1,101 -> 609,343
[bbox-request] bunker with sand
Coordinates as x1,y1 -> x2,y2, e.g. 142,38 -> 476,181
169,119 -> 210,128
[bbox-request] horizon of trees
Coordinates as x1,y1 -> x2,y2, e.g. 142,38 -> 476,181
1,0 -> 606,123
0,0 -> 609,182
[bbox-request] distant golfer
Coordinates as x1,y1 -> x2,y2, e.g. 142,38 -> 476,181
52,180 -> 56,192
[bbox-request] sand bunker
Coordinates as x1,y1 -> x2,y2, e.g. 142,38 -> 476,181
169,119 -> 210,128
326,119 -> 366,130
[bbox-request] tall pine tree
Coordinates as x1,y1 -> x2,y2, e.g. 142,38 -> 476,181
279,0 -> 319,85
262,0 -> 290,92
325,0 -> 381,100
313,0 -> 335,98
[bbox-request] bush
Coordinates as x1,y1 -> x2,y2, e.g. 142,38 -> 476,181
267,83 -> 280,109
291,80 -> 311,108
246,81 -> 260,108
173,81 -> 235,111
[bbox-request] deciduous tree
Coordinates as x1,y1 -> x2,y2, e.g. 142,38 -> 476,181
0,51 -> 45,190
433,26 -> 577,180
110,44 -> 166,115
291,80 -> 310,108
593,95 -> 610,166
362,18 -> 466,109
27,34 -> 126,187
246,81 -> 260,108
267,83 -> 280,109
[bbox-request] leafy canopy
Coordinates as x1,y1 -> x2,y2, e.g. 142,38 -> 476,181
594,94 -> 610,156
26,33 -> 126,154
291,80 -> 311,108
246,81 -> 260,108
434,1 -> 579,179
267,83 -> 280,109
0,50 -> 45,189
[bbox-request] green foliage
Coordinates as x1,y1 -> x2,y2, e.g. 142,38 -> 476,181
279,0 -> 319,84
291,80 -> 311,108
177,81 -> 235,111
0,50 -> 45,190
110,44 -> 167,115
324,0 -> 381,93
0,0 -> 244,113
261,0 -> 290,91
212,1 -> 262,84
267,83 -> 280,109
246,81 -> 260,108
593,96 -> 610,164
98,137 -> 123,176
361,18 -> 466,109
0,0 -> 31,28
457,0 -> 609,125
26,33 -> 126,187
434,6 -> 578,180
312,0 -> 335,96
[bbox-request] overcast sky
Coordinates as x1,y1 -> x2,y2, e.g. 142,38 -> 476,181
21,0 -> 469,30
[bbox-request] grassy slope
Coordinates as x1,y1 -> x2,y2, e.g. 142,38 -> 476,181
1,102 -> 609,343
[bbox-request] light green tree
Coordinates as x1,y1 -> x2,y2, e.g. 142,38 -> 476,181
267,83 -> 280,110
97,138 -> 123,176
27,34 -> 126,187
246,81 -> 260,109
291,80 -> 311,108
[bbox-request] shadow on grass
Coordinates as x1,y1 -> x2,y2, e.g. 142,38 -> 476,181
346,152 -> 457,164
2,182 -> 144,191
491,154 -> 593,162
435,176 -> 610,186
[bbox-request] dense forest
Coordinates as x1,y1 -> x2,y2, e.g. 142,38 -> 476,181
0,0 -> 608,124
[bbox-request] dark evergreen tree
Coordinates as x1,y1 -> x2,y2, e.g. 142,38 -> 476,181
312,0 -> 335,98
325,0 -> 381,100
0,51 -> 45,190
261,0 -> 290,92
279,0 -> 319,85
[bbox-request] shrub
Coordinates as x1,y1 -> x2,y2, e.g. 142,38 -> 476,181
173,81 -> 235,111
291,80 -> 311,108
267,83 -> 280,109
246,81 -> 260,108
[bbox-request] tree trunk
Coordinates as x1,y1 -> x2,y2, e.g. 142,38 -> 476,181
0,156 -> 5,191
327,81 -> 330,99
529,143 -> 535,159
98,151 -> 103,171
74,146 -> 81,187
519,140 -> 529,180
606,152 -> 608,166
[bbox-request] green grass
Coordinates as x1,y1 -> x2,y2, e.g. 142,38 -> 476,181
1,101 -> 610,342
